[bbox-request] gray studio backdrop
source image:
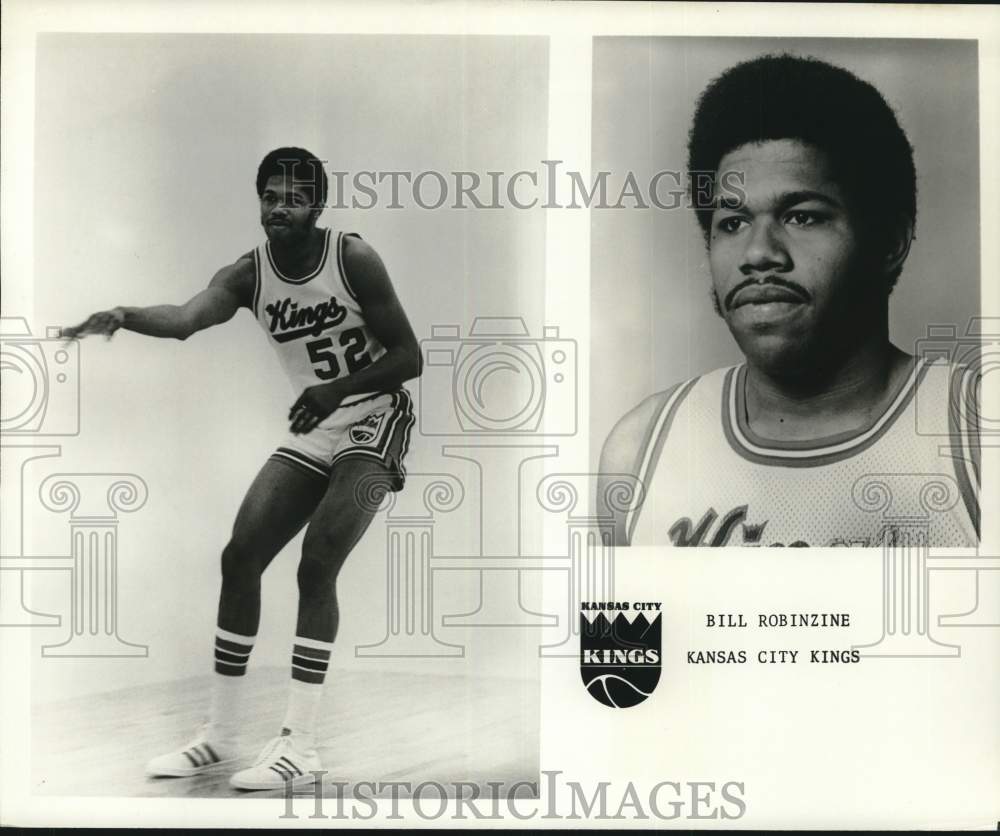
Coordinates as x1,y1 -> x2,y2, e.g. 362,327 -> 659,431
590,37 -> 980,471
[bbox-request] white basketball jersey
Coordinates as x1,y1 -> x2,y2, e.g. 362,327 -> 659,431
625,359 -> 979,547
252,229 -> 386,406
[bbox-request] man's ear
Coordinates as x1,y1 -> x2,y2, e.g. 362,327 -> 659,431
883,214 -> 914,277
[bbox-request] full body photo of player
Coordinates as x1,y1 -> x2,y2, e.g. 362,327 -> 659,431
63,147 -> 422,790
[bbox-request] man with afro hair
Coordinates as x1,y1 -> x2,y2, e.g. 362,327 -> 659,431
598,54 -> 979,548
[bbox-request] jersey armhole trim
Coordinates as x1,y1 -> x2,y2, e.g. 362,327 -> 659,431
251,249 -> 262,317
948,365 -> 981,539
624,376 -> 700,545
337,232 -> 364,303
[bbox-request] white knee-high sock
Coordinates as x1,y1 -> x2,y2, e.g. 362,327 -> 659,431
207,627 -> 256,740
282,635 -> 333,738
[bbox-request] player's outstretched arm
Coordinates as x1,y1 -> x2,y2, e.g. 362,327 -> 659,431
61,257 -> 255,341
289,237 -> 422,434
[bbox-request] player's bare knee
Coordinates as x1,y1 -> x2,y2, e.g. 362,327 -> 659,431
302,512 -> 356,557
296,552 -> 338,594
220,540 -> 265,585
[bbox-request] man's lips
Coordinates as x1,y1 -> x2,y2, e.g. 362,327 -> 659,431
267,218 -> 290,227
728,281 -> 808,310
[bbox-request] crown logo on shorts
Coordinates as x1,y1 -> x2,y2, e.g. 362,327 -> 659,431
349,411 -> 386,445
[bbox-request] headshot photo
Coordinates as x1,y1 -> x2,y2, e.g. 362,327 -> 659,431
592,38 -> 982,548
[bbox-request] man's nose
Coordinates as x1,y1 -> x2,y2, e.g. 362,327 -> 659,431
740,218 -> 791,275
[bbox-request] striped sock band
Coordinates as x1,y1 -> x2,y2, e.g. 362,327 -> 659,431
283,636 -> 334,736
214,627 -> 255,677
208,628 -> 256,739
290,636 -> 332,685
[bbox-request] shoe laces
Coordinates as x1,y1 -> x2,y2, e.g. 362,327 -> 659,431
187,721 -> 233,752
252,735 -> 291,767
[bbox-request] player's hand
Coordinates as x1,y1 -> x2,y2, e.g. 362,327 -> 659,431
61,308 -> 125,341
289,383 -> 345,434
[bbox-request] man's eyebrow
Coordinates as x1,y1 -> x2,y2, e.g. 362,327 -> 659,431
713,189 -> 843,213
774,190 -> 843,211
714,194 -> 746,212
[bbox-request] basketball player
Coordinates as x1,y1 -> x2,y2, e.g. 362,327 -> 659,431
62,148 -> 421,789
598,55 -> 980,547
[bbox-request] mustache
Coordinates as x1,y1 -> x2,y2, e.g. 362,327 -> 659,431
723,276 -> 809,311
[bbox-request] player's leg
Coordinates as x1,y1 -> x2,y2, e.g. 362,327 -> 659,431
209,456 -> 329,732
228,457 -> 392,790
229,391 -> 413,791
216,457 -> 329,638
146,457 -> 328,778
294,457 -> 391,642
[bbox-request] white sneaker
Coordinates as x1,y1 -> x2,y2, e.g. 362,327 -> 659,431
229,730 -> 321,791
145,724 -> 238,777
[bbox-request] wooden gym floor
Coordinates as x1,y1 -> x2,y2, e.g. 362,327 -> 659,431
31,666 -> 539,799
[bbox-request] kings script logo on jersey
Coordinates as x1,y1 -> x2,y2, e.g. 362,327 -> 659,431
349,411 -> 386,445
580,604 -> 661,708
264,295 -> 349,343
668,505 -> 839,546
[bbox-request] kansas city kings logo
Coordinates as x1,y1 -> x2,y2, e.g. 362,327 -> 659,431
349,411 -> 386,445
580,606 -> 661,708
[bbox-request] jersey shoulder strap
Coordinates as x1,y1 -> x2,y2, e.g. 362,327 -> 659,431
945,362 -> 981,537
599,372 -> 707,545
336,231 -> 365,303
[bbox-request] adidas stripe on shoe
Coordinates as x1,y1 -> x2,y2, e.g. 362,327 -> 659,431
145,725 -> 238,778
229,731 -> 321,791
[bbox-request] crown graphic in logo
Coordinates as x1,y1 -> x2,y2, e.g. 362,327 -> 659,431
583,611 -> 660,648
741,520 -> 768,544
349,411 -> 386,445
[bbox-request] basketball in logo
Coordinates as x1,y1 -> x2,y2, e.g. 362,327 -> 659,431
349,411 -> 386,445
580,609 -> 661,708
